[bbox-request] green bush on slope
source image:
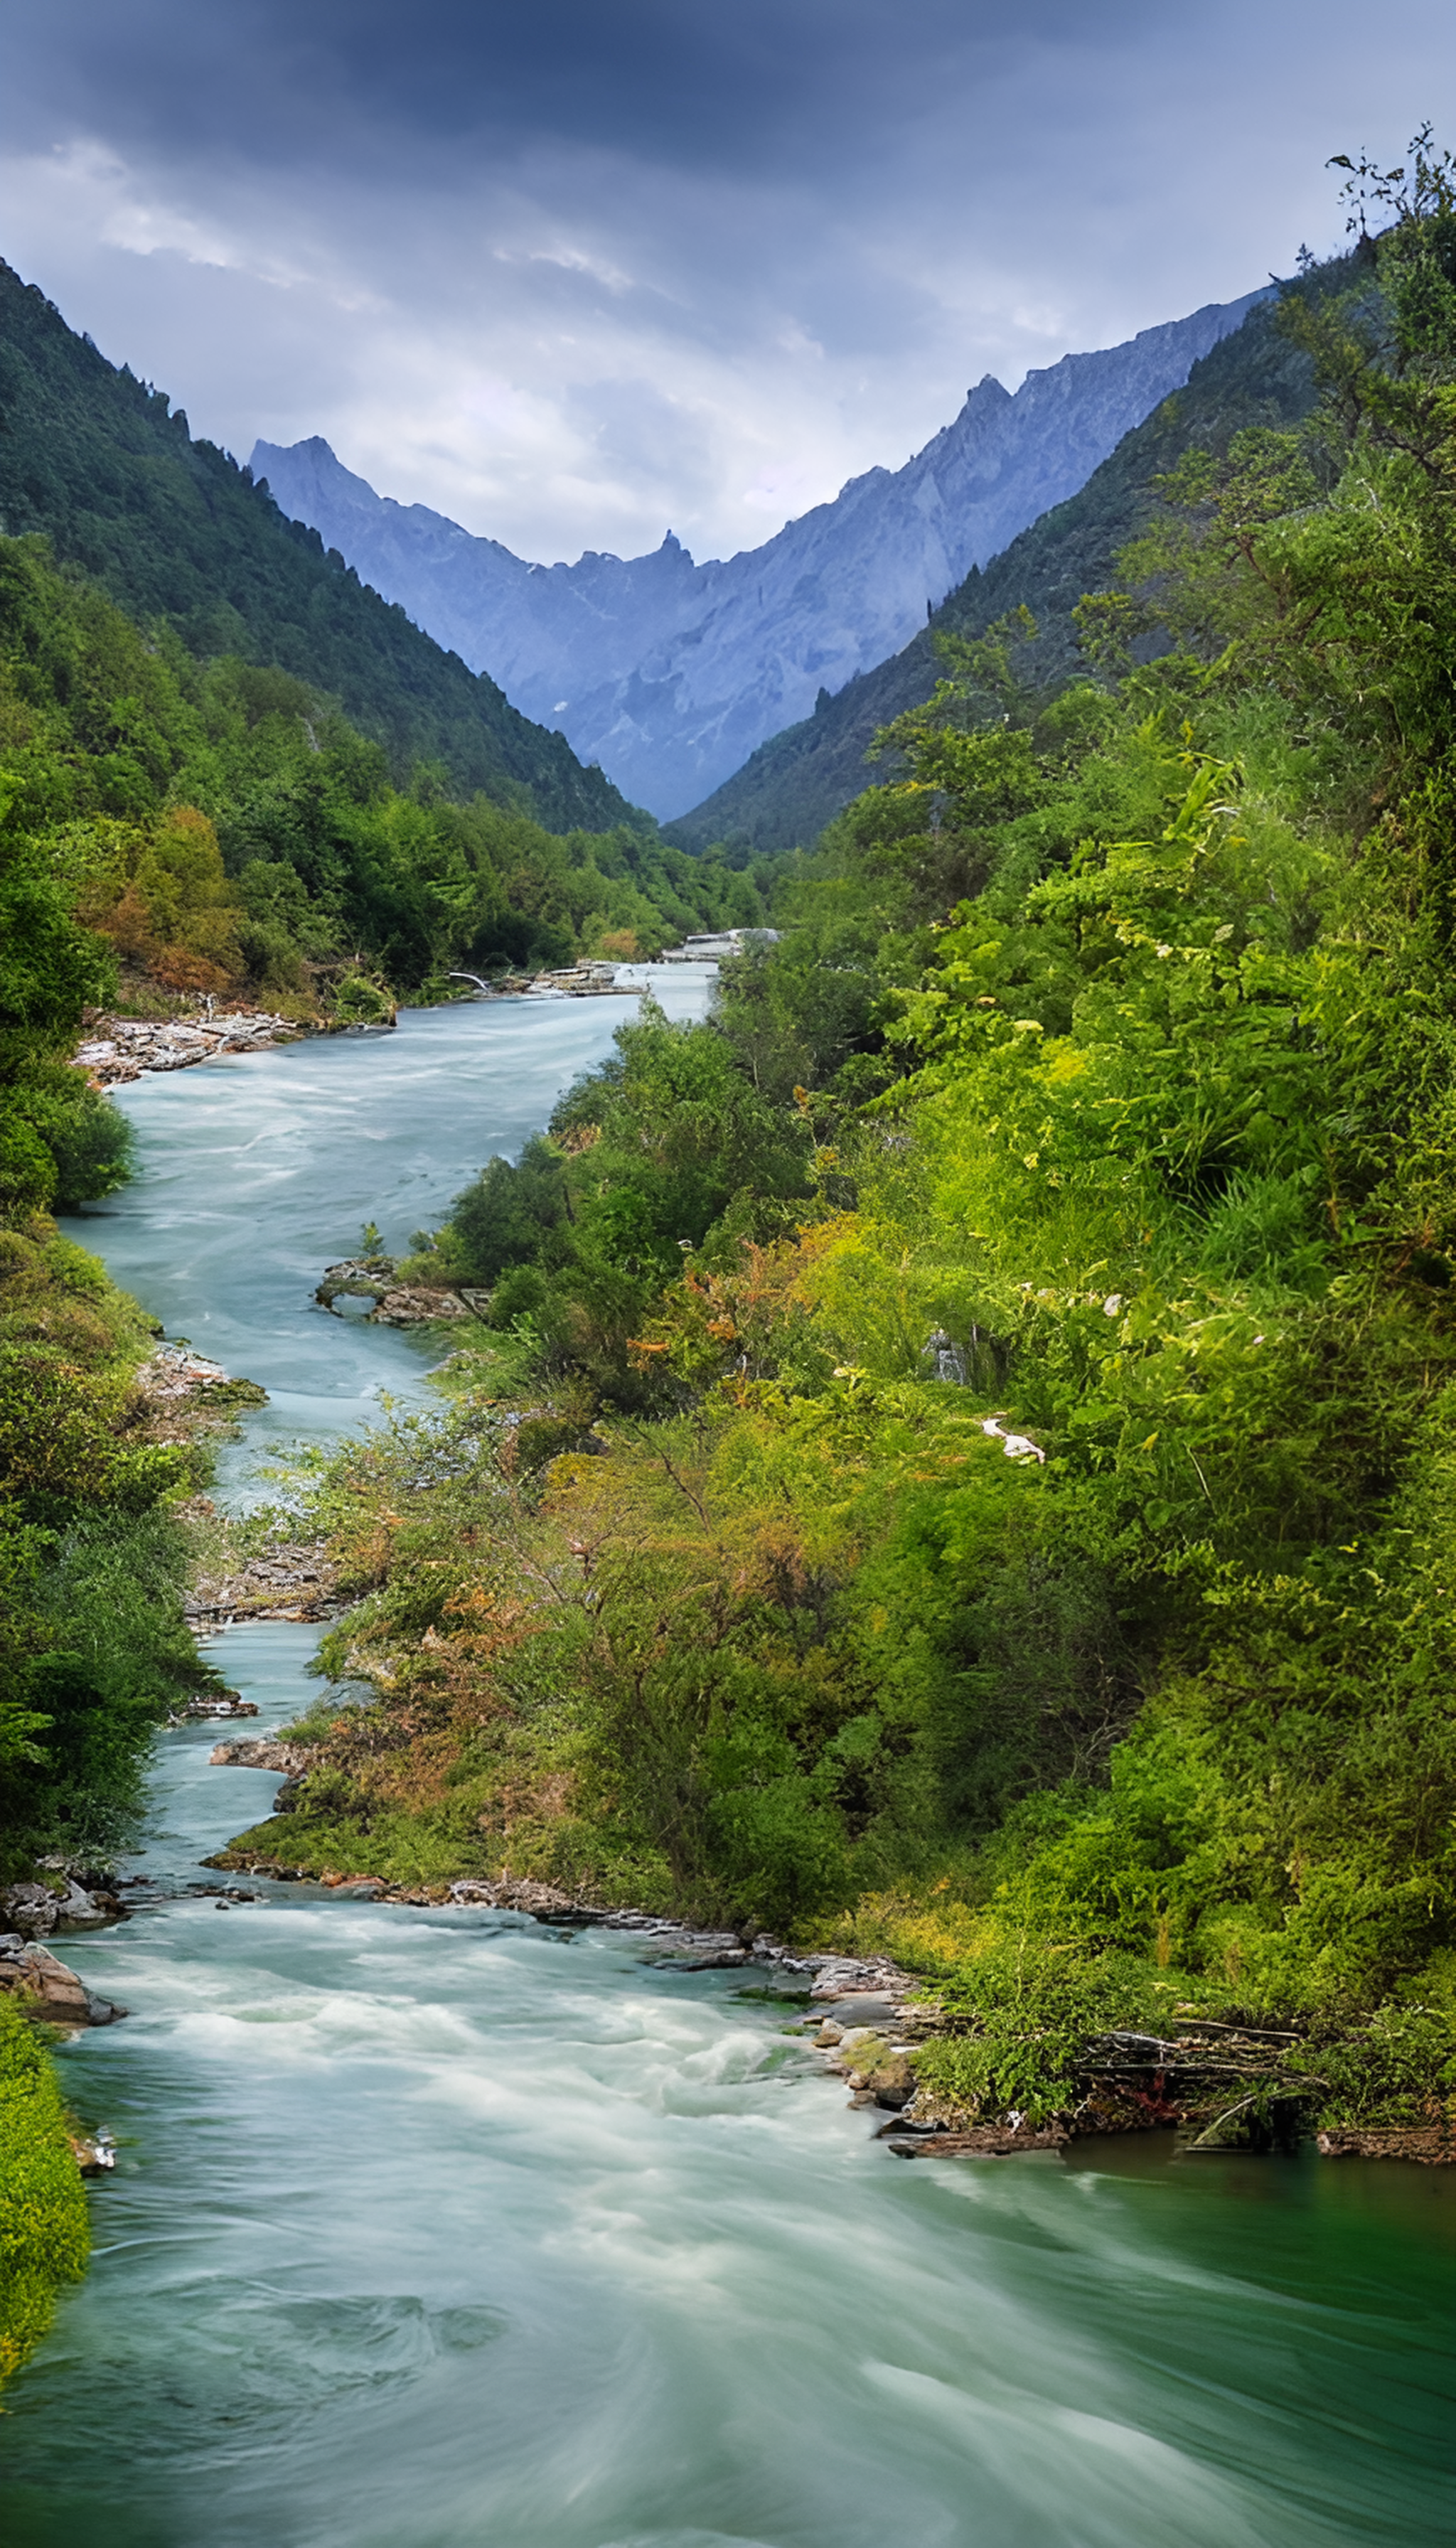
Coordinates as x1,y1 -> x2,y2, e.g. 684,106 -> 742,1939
0,2000 -> 89,2390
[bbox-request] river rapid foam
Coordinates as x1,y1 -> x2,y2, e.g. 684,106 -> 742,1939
4,992 -> 1451,2547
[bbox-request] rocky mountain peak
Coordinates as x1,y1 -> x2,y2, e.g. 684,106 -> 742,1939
252,285 -> 1266,819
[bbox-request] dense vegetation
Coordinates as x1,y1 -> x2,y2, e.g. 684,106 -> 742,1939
0,533 -> 772,1056
0,260 -> 641,830
0,319 -> 769,1875
666,250 -> 1364,855
0,2000 -> 90,2388
231,161 -> 1456,2142
0,540 -> 228,1880
0,1208 -> 208,1872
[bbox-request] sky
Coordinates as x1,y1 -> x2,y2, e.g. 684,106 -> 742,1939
2,2 -> 1450,567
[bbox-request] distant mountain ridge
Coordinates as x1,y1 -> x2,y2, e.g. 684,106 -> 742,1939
662,262 -> 1351,855
254,288 -> 1265,820
0,262 -> 638,833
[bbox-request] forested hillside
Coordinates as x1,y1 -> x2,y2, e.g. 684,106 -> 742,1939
667,252 -> 1359,854
0,508 -> 771,1915
0,535 -> 771,1051
225,157 -> 1456,2147
0,262 -> 637,831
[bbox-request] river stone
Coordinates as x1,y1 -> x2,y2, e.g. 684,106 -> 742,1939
818,1994 -> 899,2029
0,1940 -> 127,2025
210,1739 -> 310,1770
0,1882 -> 60,1938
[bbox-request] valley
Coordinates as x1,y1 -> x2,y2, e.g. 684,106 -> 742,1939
1,125 -> 1455,2548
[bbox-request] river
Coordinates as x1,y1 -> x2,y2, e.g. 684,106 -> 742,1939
4,990 -> 1452,2547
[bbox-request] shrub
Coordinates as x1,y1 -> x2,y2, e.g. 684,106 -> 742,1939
0,2001 -> 89,2389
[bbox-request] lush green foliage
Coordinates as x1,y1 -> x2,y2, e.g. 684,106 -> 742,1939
240,169 -> 1456,2138
0,1998 -> 90,2389
0,327 -> 764,1891
404,1000 -> 814,1388
0,534 -> 771,1049
0,1221 -> 208,1869
667,251 -> 1360,855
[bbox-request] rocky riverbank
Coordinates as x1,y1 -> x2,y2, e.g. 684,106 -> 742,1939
314,1253 -> 489,1326
0,1872 -> 129,1941
193,1829 -> 1456,2162
184,1533 -> 340,1627
130,1346 -> 269,1447
0,1939 -> 127,2029
75,1007 -> 306,1082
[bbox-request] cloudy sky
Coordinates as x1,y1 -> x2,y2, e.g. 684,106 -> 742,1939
2,3 -> 1448,565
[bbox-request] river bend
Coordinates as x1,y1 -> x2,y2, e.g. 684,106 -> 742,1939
4,990 -> 1450,2547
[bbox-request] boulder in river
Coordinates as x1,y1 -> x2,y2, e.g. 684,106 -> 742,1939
315,1258 -> 480,1325
0,1939 -> 127,2025
1,1876 -> 127,1937
210,1740 -> 312,1771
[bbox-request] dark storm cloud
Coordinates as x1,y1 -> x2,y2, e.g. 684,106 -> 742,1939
9,0 -> 1157,176
4,1 -> 1452,565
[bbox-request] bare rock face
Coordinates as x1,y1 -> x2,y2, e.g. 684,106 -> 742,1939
185,1540 -> 337,1627
1317,2124 -> 1455,2166
374,1287 -> 473,1325
252,287 -> 1266,820
1,1885 -> 59,1939
209,1740 -> 312,1771
1,1875 -> 127,1938
0,1939 -> 127,2025
75,1009 -> 303,1083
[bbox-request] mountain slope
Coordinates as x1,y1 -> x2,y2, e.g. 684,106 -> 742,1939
255,290 -> 1263,819
664,273 -> 1342,852
0,263 -> 636,833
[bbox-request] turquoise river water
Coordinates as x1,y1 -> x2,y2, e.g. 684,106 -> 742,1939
3,987 -> 1452,2548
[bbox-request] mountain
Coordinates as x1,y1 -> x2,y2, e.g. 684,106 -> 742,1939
0,262 -> 638,833
253,290 -> 1265,820
663,272 -> 1344,852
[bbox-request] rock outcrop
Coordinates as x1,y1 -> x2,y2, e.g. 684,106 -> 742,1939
0,1939 -> 127,2026
209,1740 -> 313,1772
75,1009 -> 302,1082
185,1538 -> 338,1627
1,1875 -> 129,1939
134,1345 -> 269,1429
315,1256 -> 489,1325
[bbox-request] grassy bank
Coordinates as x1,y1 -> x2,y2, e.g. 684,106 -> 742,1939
0,2001 -> 90,2391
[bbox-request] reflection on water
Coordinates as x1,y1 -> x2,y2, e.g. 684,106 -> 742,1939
6,997 -> 1452,2546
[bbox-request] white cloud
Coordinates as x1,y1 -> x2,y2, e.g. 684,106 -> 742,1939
1,3 -> 1451,565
